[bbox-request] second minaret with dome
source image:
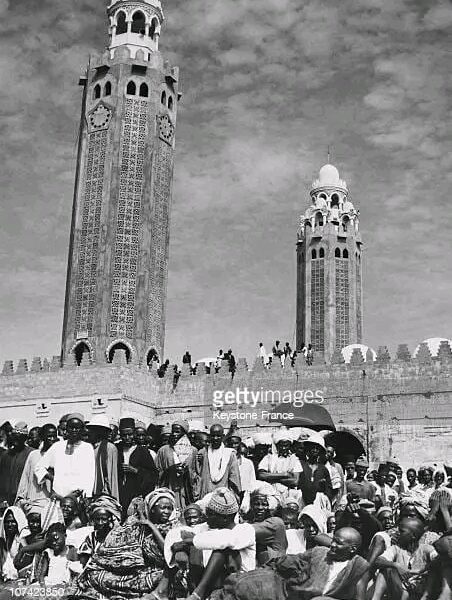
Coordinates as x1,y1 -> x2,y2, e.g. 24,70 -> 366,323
296,163 -> 363,362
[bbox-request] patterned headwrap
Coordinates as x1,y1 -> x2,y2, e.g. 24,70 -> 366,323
144,488 -> 177,522
90,495 -> 122,523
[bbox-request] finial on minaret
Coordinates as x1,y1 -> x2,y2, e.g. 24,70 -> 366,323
327,145 -> 331,164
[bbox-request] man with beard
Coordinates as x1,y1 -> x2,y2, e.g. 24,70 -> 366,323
35,413 -> 95,501
196,424 -> 241,500
0,422 -> 33,505
116,417 -> 158,515
15,423 -> 58,517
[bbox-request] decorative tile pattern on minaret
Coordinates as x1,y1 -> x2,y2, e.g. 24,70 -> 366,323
61,0 -> 179,367
296,164 -> 363,362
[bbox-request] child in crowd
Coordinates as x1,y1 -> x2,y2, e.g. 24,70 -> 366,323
14,512 -> 45,579
37,523 -> 82,586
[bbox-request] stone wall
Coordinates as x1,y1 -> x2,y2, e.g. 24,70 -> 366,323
1,341 -> 452,468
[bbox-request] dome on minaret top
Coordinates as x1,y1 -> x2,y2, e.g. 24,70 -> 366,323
109,0 -> 162,7
319,164 -> 340,185
311,163 -> 348,192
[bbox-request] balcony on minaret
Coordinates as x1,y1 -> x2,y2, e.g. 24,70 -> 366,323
108,0 -> 163,60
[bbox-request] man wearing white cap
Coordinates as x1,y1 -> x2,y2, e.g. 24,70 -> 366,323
297,433 -> 332,506
258,430 -> 302,496
35,413 -> 95,500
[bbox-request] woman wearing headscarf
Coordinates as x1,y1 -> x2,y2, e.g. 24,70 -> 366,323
241,481 -> 287,565
78,495 -> 123,566
0,506 -> 28,581
285,504 -> 329,555
71,488 -> 179,598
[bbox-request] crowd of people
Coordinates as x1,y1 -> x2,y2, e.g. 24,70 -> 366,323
0,415 -> 451,599
146,341 -> 315,382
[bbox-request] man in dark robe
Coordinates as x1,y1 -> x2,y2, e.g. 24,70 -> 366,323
0,422 -> 33,504
86,414 -> 119,500
297,434 -> 332,505
116,417 -> 158,516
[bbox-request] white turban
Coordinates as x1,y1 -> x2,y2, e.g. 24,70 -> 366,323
188,420 -> 206,433
253,432 -> 273,445
273,429 -> 293,444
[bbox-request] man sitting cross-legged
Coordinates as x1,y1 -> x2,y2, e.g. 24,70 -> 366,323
371,517 -> 437,600
164,487 -> 256,600
277,526 -> 369,600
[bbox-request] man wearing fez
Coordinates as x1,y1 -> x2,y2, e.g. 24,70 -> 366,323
35,413 -> 95,501
116,417 -> 158,515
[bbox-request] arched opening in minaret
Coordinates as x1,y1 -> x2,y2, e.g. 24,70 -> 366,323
149,18 -> 157,39
126,81 -> 136,95
331,194 -> 339,209
108,342 -> 131,364
161,90 -> 166,105
104,81 -> 112,97
116,11 -> 127,35
94,84 -> 101,99
139,83 -> 149,98
343,249 -> 349,259
319,248 -> 325,258
146,348 -> 159,367
131,11 -> 146,34
311,249 -> 317,259
315,212 -> 323,227
335,248 -> 341,258
73,342 -> 91,366
342,216 -> 349,232
168,96 -> 173,110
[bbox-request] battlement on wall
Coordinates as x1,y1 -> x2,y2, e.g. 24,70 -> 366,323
3,341 -> 452,383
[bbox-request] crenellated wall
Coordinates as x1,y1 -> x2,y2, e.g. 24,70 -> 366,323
1,341 -> 452,468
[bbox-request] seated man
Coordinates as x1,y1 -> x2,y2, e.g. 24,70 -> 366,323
165,487 -> 256,600
278,527 -> 369,600
372,517 -> 437,600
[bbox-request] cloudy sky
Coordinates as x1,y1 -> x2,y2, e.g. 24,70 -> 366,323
1,0 -> 452,367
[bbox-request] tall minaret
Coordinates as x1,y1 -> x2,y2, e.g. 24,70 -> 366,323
296,164 -> 363,362
61,0 -> 179,366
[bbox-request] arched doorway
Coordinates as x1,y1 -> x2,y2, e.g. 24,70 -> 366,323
107,342 -> 131,364
72,341 -> 91,366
